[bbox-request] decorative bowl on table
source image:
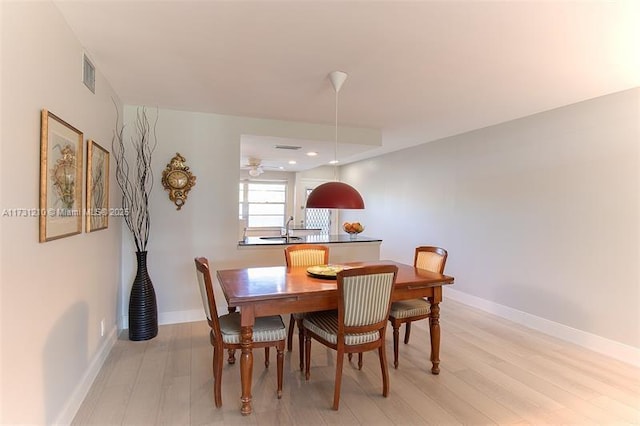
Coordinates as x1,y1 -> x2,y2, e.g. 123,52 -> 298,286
343,222 -> 364,240
306,264 -> 351,279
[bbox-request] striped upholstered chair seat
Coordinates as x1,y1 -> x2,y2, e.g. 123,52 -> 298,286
218,312 -> 287,344
302,265 -> 398,410
389,298 -> 430,319
284,244 -> 330,370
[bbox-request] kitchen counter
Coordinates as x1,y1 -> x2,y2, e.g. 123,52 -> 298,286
238,234 -> 381,246
236,234 -> 382,267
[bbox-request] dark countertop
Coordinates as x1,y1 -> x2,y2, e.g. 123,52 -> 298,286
238,234 -> 382,247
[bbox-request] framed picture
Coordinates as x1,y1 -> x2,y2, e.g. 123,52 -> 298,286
86,140 -> 110,232
39,110 -> 83,242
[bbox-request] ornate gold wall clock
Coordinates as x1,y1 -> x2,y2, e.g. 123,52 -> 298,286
161,153 -> 196,210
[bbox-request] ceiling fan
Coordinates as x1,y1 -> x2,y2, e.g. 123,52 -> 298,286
241,158 -> 262,177
244,158 -> 286,177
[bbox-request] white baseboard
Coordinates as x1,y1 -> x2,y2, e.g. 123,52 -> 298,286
159,309 -> 205,325
445,287 -> 640,368
54,327 -> 118,425
120,309 -> 204,330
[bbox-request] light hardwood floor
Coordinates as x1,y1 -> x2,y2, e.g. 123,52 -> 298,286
72,300 -> 640,425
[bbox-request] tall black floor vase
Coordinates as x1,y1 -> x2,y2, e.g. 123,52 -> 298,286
129,251 -> 158,341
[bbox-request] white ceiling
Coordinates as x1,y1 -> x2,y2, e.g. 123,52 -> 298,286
53,0 -> 640,171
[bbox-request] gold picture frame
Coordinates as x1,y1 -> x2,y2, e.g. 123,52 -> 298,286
86,140 -> 110,232
39,110 -> 83,242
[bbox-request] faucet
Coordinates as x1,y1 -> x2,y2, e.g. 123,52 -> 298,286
285,216 -> 294,239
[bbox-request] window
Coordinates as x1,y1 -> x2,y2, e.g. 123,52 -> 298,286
304,188 -> 331,234
239,180 -> 287,227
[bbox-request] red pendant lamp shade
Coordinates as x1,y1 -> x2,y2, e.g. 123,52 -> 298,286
306,182 -> 364,209
305,71 -> 365,210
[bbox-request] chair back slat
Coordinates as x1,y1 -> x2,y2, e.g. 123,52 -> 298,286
194,257 -> 222,337
337,265 -> 398,336
285,244 -> 329,267
289,250 -> 326,266
343,272 -> 396,327
414,246 -> 448,273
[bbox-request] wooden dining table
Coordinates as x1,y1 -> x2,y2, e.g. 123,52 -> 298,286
216,260 -> 454,415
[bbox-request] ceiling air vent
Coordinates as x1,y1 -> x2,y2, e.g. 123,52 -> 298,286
274,145 -> 302,150
83,53 -> 95,94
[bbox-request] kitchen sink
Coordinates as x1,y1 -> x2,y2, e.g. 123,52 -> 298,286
259,236 -> 303,242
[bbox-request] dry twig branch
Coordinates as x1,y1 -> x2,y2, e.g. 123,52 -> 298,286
112,104 -> 157,252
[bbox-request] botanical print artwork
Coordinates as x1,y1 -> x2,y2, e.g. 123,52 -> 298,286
50,142 -> 77,210
91,148 -> 106,227
40,110 -> 83,242
86,140 -> 109,232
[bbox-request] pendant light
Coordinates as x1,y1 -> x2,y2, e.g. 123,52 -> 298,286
306,71 -> 365,209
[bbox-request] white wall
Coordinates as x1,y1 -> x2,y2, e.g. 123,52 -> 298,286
0,2 -> 122,424
342,88 -> 640,350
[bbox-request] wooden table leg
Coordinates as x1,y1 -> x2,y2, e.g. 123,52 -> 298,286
240,325 -> 254,415
428,300 -> 440,374
228,307 -> 237,364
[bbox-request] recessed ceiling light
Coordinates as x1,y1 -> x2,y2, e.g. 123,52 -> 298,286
306,151 -> 318,156
288,160 -> 297,165
329,160 -> 339,164
279,166 -> 284,170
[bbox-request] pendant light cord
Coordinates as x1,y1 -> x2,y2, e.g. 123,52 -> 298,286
334,86 -> 339,181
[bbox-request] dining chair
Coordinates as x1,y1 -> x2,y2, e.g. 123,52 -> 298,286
194,257 -> 286,407
302,264 -> 398,410
284,244 -> 330,371
388,246 -> 448,368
